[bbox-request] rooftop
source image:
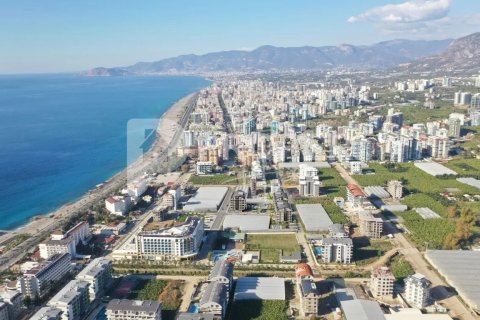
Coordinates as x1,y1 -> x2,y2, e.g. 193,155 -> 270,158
107,299 -> 161,313
140,217 -> 202,238
183,186 -> 228,212
209,259 -> 234,281
364,186 -> 391,199
296,203 -> 333,232
199,281 -> 227,306
347,183 -> 365,197
414,162 -> 457,176
48,280 -> 89,306
234,277 -> 285,301
76,257 -> 111,279
425,250 -> 480,311
222,215 -> 270,232
415,207 -> 441,219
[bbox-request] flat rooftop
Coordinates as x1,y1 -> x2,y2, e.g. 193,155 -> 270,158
183,186 -> 228,212
457,177 -> 480,190
415,207 -> 441,219
223,215 -> 270,232
414,162 -> 457,176
425,250 -> 480,312
278,162 -> 331,169
364,186 -> 391,199
234,277 -> 285,301
296,203 -> 333,232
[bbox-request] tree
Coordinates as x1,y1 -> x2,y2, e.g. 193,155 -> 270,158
447,206 -> 458,219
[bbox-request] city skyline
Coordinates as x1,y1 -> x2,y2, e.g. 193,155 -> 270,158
1,0 -> 480,74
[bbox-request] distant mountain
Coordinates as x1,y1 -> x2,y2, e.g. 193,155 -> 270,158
82,67 -> 132,77
401,32 -> 480,72
84,38 -> 453,75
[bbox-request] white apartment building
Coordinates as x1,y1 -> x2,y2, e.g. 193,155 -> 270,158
404,273 -> 431,308
18,253 -> 72,299
196,161 -> 213,175
76,258 -> 112,301
39,237 -> 75,260
47,280 -> 90,320
106,299 -> 161,320
320,237 -> 353,264
298,164 -> 321,197
29,307 -> 63,320
346,184 -> 366,208
105,195 -> 131,215
349,161 -> 363,174
370,266 -> 395,298
136,217 -> 204,260
126,179 -> 147,199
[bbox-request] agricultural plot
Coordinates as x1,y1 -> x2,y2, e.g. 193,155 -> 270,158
228,300 -> 288,320
189,174 -> 240,185
244,234 -> 300,264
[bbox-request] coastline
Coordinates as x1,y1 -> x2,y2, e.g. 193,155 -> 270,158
0,92 -> 197,248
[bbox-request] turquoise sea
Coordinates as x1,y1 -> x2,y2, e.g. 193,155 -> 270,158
0,74 -> 210,230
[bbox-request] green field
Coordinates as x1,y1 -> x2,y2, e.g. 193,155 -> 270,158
189,174 -> 240,185
245,234 -> 300,264
397,211 -> 456,249
354,162 -> 479,195
445,158 -> 480,176
128,279 -> 183,320
388,255 -> 414,284
318,167 -> 347,197
228,300 -> 288,320
353,239 -> 393,266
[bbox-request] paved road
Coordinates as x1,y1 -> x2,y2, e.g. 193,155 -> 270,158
333,163 -> 477,320
210,187 -> 235,231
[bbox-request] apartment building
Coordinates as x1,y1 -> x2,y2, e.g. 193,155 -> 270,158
358,211 -> 383,239
230,190 -> 247,211
198,281 -> 228,320
47,280 -> 90,320
106,299 -> 162,320
196,161 -> 213,175
320,237 -> 353,264
370,266 -> 395,298
29,307 -> 63,320
298,164 -> 321,197
136,217 -> 204,260
404,273 -> 431,308
39,221 -> 91,259
0,290 -> 23,320
387,180 -> 403,199
76,258 -> 112,301
208,259 -> 234,292
17,253 -> 72,299
105,195 -> 131,215
346,184 -> 366,207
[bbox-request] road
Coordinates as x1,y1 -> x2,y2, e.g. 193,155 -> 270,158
333,163 -> 477,320
0,94 -> 199,273
210,187 -> 235,231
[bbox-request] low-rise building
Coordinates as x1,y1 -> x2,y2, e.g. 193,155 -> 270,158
320,237 -> 353,264
47,280 -> 90,320
208,259 -> 234,292
105,196 -> 131,215
198,282 -> 228,320
76,258 -> 112,301
196,161 -> 213,175
346,184 -> 366,207
298,278 -> 320,316
370,266 -> 395,298
387,180 -> 403,199
404,273 -> 431,308
329,224 -> 348,238
29,307 -> 63,320
106,299 -> 161,320
230,190 -> 247,211
39,237 -> 76,260
18,253 -> 72,299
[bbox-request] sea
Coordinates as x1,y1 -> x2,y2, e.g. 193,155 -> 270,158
0,74 -> 210,230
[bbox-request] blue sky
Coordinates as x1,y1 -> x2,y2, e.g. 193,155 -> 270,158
1,0 -> 479,73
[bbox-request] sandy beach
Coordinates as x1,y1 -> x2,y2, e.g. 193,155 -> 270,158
0,92 -> 198,270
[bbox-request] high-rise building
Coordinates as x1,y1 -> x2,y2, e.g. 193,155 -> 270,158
183,130 -> 196,147
442,76 -> 452,87
106,300 -> 162,320
0,290 -> 23,320
471,94 -> 480,109
404,273 -> 431,308
370,266 -> 395,298
298,164 -> 321,197
29,307 -> 63,320
230,190 -> 247,211
448,117 -> 461,138
351,137 -> 374,162
475,75 -> 480,88
346,184 -> 366,208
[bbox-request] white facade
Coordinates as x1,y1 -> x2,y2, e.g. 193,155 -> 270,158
370,266 -> 395,298
39,237 -> 75,260
404,273 -> 431,308
105,196 -> 131,215
76,258 -> 112,301
320,237 -> 353,264
47,280 -> 90,320
106,299 -> 161,320
196,161 -> 213,175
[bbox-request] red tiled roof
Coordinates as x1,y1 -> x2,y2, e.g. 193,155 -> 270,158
295,263 -> 313,278
347,183 -> 365,197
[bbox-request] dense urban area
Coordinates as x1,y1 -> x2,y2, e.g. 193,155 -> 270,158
1,70 -> 480,320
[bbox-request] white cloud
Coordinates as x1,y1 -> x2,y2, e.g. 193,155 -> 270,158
348,0 -> 452,29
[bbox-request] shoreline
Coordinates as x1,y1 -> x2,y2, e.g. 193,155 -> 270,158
0,92 -> 198,245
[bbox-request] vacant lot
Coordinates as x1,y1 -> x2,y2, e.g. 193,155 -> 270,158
189,174 -> 240,185
353,239 -> 393,266
245,234 -> 300,264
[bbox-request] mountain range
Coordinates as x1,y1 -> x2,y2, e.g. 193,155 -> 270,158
84,32 -> 480,75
